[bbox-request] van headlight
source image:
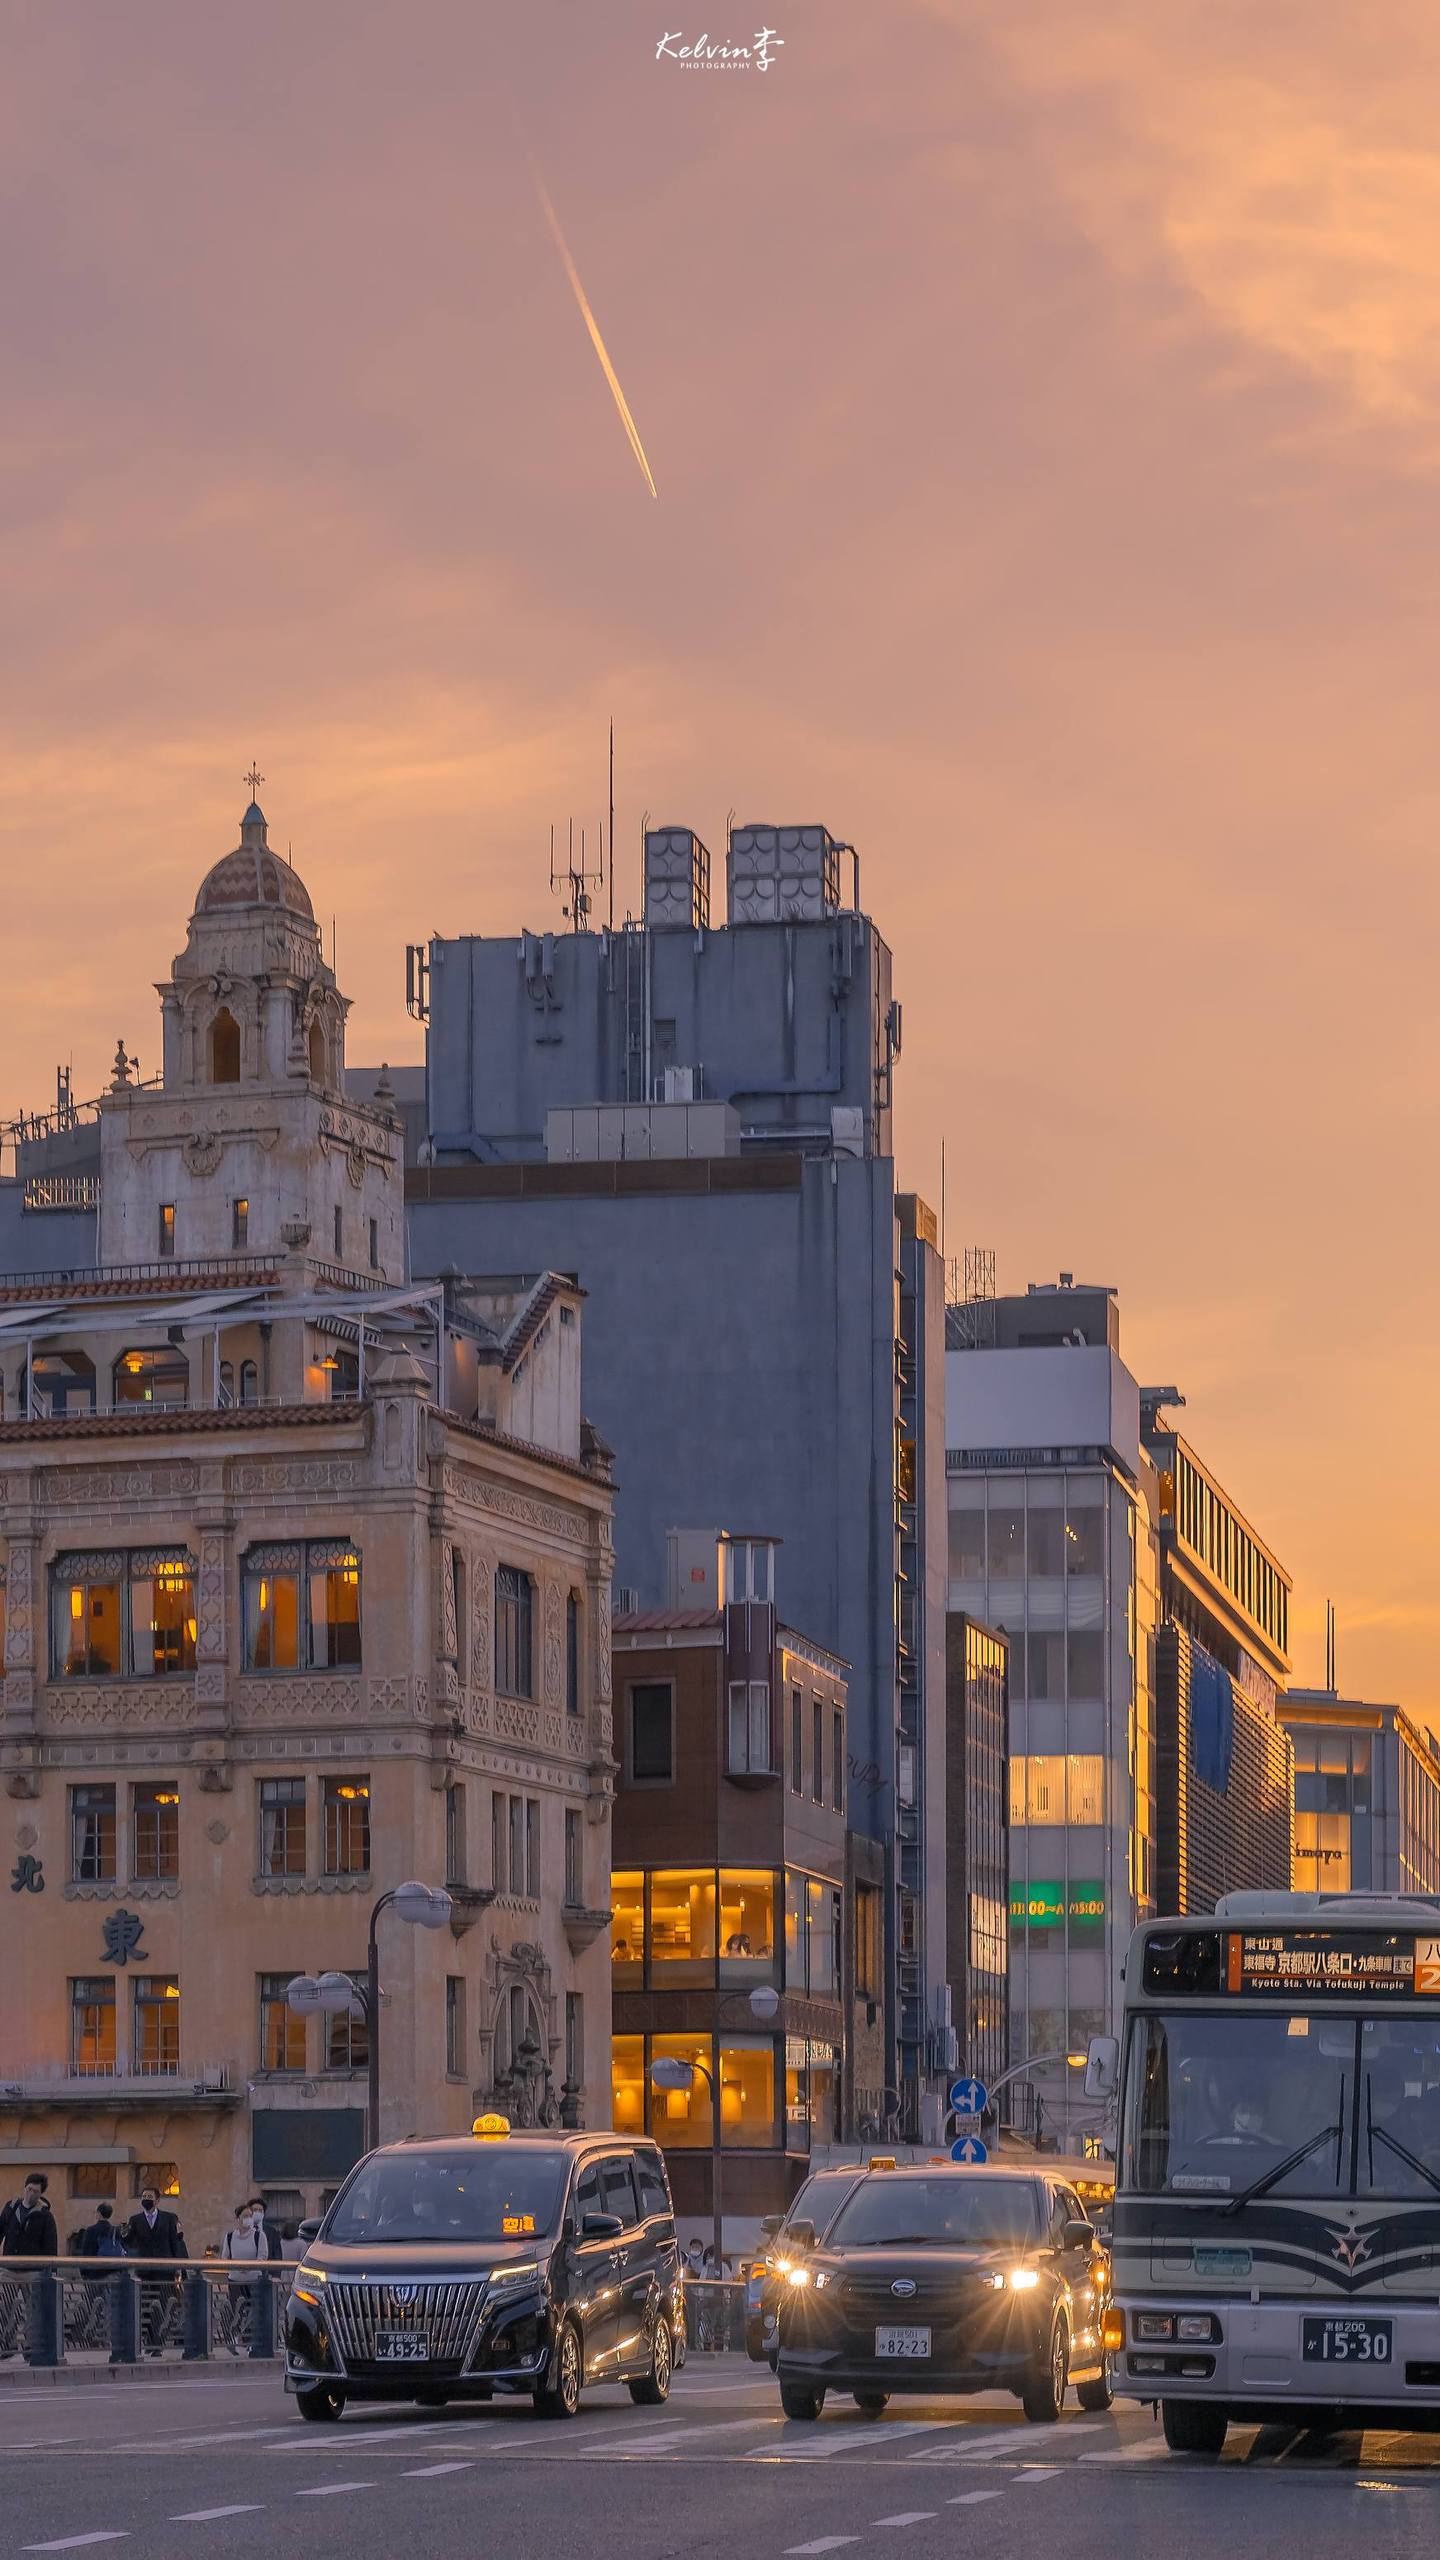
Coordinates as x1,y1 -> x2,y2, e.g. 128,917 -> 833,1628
488,2262 -> 540,2295
1008,2268 -> 1040,2291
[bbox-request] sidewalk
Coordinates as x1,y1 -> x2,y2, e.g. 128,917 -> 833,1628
0,2354 -> 276,2389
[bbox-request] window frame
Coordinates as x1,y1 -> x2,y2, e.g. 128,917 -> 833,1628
322,1776 -> 371,1878
131,1781 -> 180,1882
257,1775 -> 307,1880
494,1564 -> 535,1700
628,1680 -> 675,1787
259,1972 -> 308,2074
242,1540 -> 362,1675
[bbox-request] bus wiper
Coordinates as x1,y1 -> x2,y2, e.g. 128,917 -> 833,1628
1223,2108 -> 1345,2216
1366,2075 -> 1440,2198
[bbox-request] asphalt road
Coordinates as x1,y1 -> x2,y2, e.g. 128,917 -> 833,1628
1,2358 -> 1438,2560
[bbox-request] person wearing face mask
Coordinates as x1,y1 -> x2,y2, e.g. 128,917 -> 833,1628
0,2176 -> 58,2361
121,2185 -> 187,2357
222,2201 -> 268,2352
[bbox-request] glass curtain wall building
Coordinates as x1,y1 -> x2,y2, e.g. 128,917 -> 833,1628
1276,1692 -> 1440,1898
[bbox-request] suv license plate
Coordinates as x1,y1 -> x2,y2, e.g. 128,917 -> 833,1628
375,2331 -> 430,2362
1302,2317 -> 1392,2364
876,2326 -> 930,2358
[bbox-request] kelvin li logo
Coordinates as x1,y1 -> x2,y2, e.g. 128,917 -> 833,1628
656,29 -> 785,72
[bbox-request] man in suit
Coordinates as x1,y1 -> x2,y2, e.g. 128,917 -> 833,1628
122,2184 -> 187,2356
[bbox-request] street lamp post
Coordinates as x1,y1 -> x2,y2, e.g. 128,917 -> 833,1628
288,1879 -> 452,2153
954,2049 -> 1089,2148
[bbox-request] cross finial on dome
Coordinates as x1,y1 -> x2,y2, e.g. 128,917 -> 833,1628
243,761 -> 264,802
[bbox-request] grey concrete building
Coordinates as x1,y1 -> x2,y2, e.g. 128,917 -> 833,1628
404,824 -> 950,2127
1276,1690 -> 1440,1897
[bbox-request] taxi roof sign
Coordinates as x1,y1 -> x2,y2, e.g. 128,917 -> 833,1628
472,2111 -> 510,2139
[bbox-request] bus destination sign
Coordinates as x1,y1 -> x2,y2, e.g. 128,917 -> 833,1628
1228,1933 -> 1440,1997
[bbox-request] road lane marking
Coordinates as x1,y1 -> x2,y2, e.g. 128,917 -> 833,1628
871,2515 -> 938,2528
784,2542 -> 860,2554
22,2541 -> 131,2553
401,2463 -> 475,2478
606,2416 -> 781,2454
1079,2439 -> 1172,2463
947,2491 -> 1004,2504
762,2420 -> 953,2461
294,2481 -> 374,2496
169,2510 -> 265,2524
1018,2466 -> 1060,2479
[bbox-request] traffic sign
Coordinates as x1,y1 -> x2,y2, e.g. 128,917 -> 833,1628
949,2076 -> 988,2119
950,2134 -> 988,2165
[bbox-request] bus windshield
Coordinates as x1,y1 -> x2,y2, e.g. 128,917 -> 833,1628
1124,2013 -> 1440,2200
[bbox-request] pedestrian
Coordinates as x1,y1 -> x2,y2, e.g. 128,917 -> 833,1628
76,2201 -> 124,2262
121,2184 -> 186,2357
222,2202 -> 267,2353
248,2197 -> 284,2264
0,2174 -> 58,2364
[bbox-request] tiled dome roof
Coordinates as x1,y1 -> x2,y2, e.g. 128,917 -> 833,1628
194,804 -> 314,921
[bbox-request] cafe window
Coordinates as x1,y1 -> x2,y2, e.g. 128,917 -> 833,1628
259,1973 -> 307,2073
113,1346 -> 188,1408
649,1871 -> 717,1984
258,1776 -> 306,1878
494,1564 -> 534,1698
133,1976 -> 180,2073
628,1682 -> 674,1784
53,1550 -> 197,1681
243,1541 -> 361,1671
70,1783 -> 117,1883
647,2034 -> 712,2148
611,2033 -> 645,2135
610,1873 -> 644,1983
719,1870 -> 777,1984
323,1777 -> 371,1877
132,1782 -> 179,1881
71,1976 -> 116,2074
718,2037 -> 776,2149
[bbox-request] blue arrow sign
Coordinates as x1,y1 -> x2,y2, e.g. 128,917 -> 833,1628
949,2076 -> 988,2118
950,2134 -> 988,2165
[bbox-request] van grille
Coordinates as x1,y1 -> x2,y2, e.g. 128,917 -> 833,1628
326,2280 -> 489,2372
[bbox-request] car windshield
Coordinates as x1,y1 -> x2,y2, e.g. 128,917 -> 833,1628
789,2175 -> 858,2237
325,2148 -> 566,2245
825,2177 -> 1040,2249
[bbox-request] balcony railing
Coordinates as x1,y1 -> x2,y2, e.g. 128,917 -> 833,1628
0,2059 -> 235,2100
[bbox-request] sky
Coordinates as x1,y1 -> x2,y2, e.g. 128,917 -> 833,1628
4,0 -> 1439,1717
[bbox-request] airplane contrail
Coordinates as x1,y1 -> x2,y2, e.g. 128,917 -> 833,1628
533,174 -> 659,500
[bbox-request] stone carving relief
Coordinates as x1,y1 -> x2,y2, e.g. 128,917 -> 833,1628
205,1819 -> 229,1845
543,1580 -> 564,1708
40,1688 -> 195,1732
595,1584 -> 612,1701
441,1468 -> 589,1548
231,1460 -> 360,1498
4,1544 -> 32,1667
197,1537 -> 226,1659
37,1465 -> 199,1508
234,1677 -> 364,1723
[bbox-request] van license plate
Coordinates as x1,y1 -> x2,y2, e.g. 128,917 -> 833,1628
876,2326 -> 930,2358
1302,2317 -> 1392,2364
375,2331 -> 430,2362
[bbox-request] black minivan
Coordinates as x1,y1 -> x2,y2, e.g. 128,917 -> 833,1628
284,2122 -> 683,2422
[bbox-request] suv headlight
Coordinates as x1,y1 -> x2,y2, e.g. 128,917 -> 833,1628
488,2262 -> 541,2295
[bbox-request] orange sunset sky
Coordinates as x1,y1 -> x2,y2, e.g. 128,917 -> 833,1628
4,1 -> 1438,1723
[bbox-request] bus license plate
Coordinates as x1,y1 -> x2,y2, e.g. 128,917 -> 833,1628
1302,2317 -> 1392,2364
375,2330 -> 430,2362
876,2326 -> 930,2358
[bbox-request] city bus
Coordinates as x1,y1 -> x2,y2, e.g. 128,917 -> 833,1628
1091,1890 -> 1440,2453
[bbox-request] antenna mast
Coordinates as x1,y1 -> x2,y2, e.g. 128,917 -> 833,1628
550,816 -> 604,933
608,720 -> 616,932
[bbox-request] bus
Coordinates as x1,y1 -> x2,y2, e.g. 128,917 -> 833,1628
1091,1889 -> 1440,2454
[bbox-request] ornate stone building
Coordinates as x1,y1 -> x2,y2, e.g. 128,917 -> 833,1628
0,800 -> 615,2247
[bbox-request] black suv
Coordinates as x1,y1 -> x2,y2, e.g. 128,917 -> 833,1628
284,2126 -> 683,2422
774,2164 -> 1112,2423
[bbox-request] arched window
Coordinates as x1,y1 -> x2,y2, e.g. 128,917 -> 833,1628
308,1020 -> 327,1084
238,1359 -> 259,1407
209,1009 -> 241,1083
113,1348 -> 189,1411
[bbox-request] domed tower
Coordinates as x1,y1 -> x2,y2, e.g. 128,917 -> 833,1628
97,796 -> 404,1280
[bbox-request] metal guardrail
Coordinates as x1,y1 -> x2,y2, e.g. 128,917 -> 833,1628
0,2259 -> 288,2367
0,2262 -> 753,2371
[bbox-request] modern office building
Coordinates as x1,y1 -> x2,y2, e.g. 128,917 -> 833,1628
0,801 -> 617,2246
1141,1394 -> 1293,1914
609,1531 -> 860,2238
946,1277 -> 1293,2143
1276,1690 -> 1440,1897
404,824 -> 950,2128
944,1615 -> 1010,2105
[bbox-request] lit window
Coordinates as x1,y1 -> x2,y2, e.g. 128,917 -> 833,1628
158,1204 -> 176,1259
649,1871 -> 717,1982
113,1347 -> 188,1410
323,1777 -> 371,1877
70,1784 -> 116,1884
132,1782 -> 179,1881
51,1551 -> 195,1680
231,1198 -> 249,1250
610,1873 -> 643,1981
133,1976 -> 180,2073
718,1869 -> 777,1983
70,1978 -> 116,2074
243,1541 -> 361,1671
259,1974 -> 307,2072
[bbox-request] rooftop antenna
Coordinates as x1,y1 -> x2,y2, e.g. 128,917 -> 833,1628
550,816 -> 603,932
608,719 -> 615,932
1325,1599 -> 1337,1694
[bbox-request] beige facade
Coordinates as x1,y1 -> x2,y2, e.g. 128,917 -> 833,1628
0,802 -> 615,2249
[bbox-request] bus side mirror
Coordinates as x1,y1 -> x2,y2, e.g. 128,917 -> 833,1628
1084,2036 -> 1119,2101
